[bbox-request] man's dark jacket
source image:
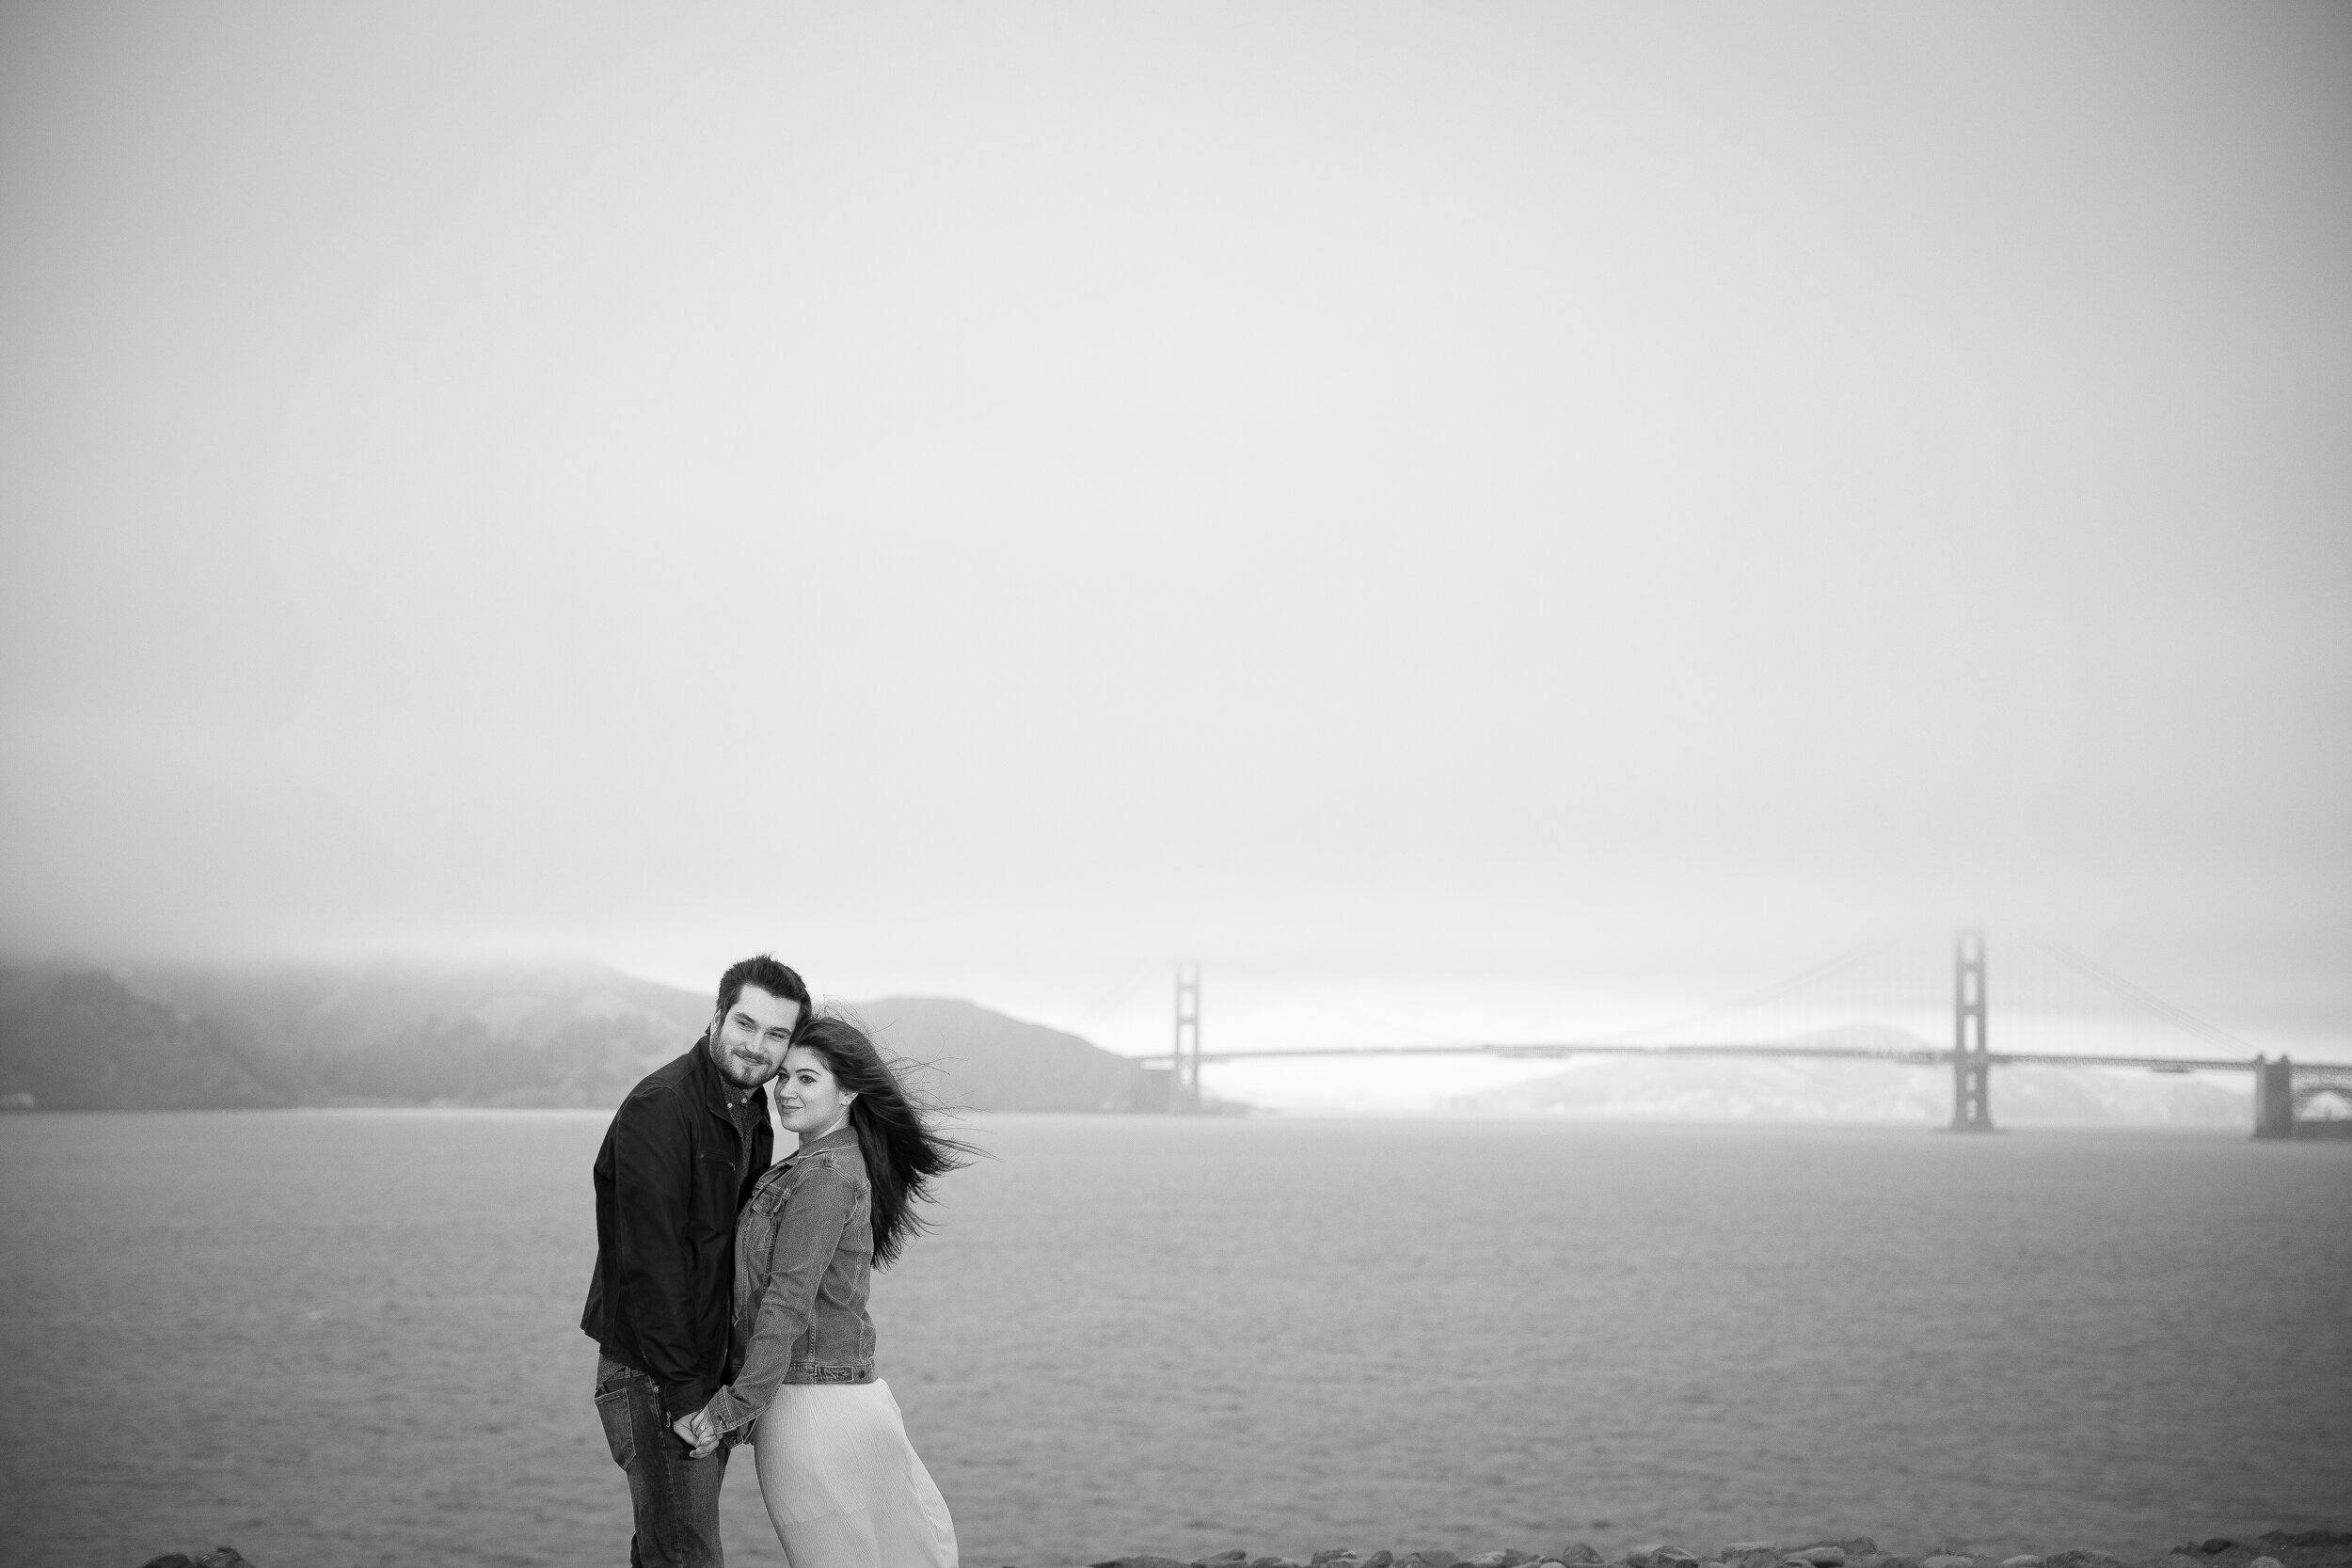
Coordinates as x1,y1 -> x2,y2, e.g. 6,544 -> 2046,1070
580,1040 -> 773,1419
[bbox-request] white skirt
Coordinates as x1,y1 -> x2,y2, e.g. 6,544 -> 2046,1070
750,1380 -> 958,1568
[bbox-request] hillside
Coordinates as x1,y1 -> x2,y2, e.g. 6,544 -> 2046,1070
0,960 -> 1148,1113
0,969 -> 296,1109
846,996 -> 1150,1112
117,958 -> 708,1107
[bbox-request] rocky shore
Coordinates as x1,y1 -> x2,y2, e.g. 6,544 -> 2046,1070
1087,1532 -> 2352,1568
135,1529 -> 2352,1568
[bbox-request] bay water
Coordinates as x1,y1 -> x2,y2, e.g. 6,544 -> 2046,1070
1,1112 -> 2346,1568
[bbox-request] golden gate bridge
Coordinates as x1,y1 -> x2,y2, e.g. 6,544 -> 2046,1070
1139,929 -> 2352,1138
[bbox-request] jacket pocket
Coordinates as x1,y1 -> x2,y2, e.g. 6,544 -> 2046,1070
595,1385 -> 635,1469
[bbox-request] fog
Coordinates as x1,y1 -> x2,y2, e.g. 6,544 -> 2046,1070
3,3 -> 2346,1065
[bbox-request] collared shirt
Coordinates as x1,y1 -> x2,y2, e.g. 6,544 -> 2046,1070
723,1083 -> 770,1187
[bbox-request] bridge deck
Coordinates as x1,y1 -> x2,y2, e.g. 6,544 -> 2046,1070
1141,1042 -> 2350,1071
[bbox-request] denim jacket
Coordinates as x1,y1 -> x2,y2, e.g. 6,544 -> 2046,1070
703,1123 -> 876,1433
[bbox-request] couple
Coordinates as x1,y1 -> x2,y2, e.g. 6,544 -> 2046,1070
580,954 -> 969,1568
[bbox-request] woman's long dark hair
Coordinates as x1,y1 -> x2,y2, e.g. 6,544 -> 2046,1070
789,1015 -> 975,1266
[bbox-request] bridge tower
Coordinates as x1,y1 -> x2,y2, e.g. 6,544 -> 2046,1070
1172,965 -> 1201,1113
1949,928 -> 1994,1132
2252,1054 -> 2294,1139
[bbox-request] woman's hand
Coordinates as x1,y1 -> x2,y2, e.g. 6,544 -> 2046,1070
671,1405 -> 721,1460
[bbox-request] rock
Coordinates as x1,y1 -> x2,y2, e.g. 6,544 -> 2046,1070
1878,1557 -> 1923,1568
142,1555 -> 252,1568
1093,1559 -> 1189,1568
138,1559 -> 200,1568
1251,1559 -> 1301,1568
1311,1556 -> 1360,1568
1728,1551 -> 1782,1568
1557,1549 -> 1605,1568
2246,1558 -> 2283,1568
1724,1548 -> 1777,1559
2199,1545 -> 2233,1557
1998,1556 -> 2042,1568
1462,1554 -> 1514,1568
1654,1551 -> 1699,1568
1922,1557 -> 1975,1568
1395,1555 -> 1457,1568
1361,1555 -> 1394,1568
2042,1551 -> 2122,1568
1197,1555 -> 1250,1568
1626,1551 -> 1656,1568
2265,1536 -> 2352,1551
1793,1549 -> 1848,1566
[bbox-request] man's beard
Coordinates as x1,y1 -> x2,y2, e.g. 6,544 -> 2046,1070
707,1029 -> 776,1089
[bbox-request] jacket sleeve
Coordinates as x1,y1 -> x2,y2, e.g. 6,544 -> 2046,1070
609,1087 -> 710,1418
703,1159 -> 860,1433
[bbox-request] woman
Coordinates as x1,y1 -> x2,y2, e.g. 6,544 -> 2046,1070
675,1014 -> 970,1568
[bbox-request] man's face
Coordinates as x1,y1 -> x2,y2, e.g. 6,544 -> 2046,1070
705,984 -> 802,1090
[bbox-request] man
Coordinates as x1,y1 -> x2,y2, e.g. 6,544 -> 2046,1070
582,954 -> 809,1568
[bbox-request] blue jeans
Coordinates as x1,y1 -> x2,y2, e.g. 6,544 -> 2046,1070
595,1354 -> 732,1568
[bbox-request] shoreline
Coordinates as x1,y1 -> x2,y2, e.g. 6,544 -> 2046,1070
137,1528 -> 2352,1568
1077,1532 -> 2352,1568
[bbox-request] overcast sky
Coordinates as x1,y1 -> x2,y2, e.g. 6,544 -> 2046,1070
3,3 -> 2346,1067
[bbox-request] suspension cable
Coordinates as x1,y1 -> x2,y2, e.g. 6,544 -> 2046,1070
2019,931 -> 2253,1054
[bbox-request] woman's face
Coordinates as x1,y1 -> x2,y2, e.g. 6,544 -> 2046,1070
774,1045 -> 855,1137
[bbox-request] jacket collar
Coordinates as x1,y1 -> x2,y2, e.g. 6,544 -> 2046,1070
779,1121 -> 858,1167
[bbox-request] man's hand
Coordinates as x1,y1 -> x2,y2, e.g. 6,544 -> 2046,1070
671,1407 -> 721,1460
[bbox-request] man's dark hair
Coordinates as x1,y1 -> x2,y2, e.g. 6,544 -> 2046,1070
712,954 -> 811,1031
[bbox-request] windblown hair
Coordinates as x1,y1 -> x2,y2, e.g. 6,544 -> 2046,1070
713,954 -> 811,1031
788,1015 -> 974,1266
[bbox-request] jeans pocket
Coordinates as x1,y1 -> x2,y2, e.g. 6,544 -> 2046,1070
594,1386 -> 635,1469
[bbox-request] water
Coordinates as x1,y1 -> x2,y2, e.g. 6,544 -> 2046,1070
1,1113 -> 2346,1568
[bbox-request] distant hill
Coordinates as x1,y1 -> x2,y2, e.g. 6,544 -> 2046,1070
0,960 -> 1149,1113
1447,1023 -> 2255,1126
845,997 -> 1149,1113
0,968 -> 297,1109
118,958 -> 709,1107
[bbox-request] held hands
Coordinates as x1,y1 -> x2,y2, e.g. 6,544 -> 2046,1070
671,1405 -> 722,1460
